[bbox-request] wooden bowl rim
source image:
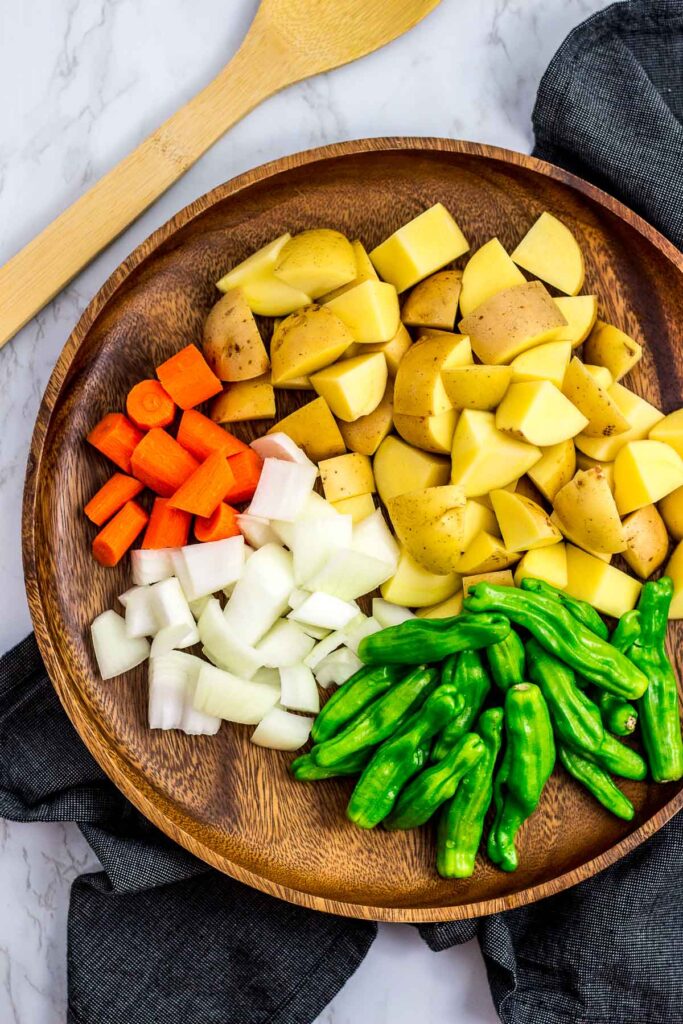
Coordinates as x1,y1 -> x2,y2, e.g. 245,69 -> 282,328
23,137 -> 683,922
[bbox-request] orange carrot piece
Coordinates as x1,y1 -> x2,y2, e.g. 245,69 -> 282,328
176,409 -> 249,461
87,413 -> 144,474
156,345 -> 222,410
126,379 -> 176,430
168,452 -> 235,518
84,473 -> 144,526
92,501 -> 149,567
224,448 -> 263,504
130,428 -> 199,496
194,502 -> 240,543
142,497 -> 191,549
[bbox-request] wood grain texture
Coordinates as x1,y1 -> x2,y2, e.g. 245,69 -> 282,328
23,138 -> 683,923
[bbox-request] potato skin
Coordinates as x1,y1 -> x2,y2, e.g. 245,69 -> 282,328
202,288 -> 270,382
622,505 -> 670,578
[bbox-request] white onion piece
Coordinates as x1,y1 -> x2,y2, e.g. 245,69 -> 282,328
288,591 -> 359,630
170,536 -> 245,603
148,652 -> 220,734
193,664 -> 280,724
91,610 -> 150,680
351,510 -> 400,570
123,586 -> 159,639
150,578 -> 199,647
131,548 -> 176,586
344,615 -> 382,654
298,623 -> 331,640
198,598 -> 263,679
251,708 -> 314,750
287,587 -> 309,610
249,458 -> 317,522
223,543 -> 294,645
303,630 -> 348,670
255,619 -> 316,668
150,623 -> 196,658
279,664 -> 320,714
188,595 -> 211,620
314,647 -> 364,688
292,514 -> 353,585
270,491 -> 338,548
372,598 -> 415,628
118,588 -> 136,609
304,549 -> 394,601
236,512 -> 280,550
250,433 -> 316,469
252,666 -> 281,686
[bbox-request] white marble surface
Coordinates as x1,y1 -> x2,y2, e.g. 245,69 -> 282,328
0,0 -> 609,1020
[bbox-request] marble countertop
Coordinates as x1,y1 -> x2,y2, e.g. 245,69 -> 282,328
0,0 -> 607,1020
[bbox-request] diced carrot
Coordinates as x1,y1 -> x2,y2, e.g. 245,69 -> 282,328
92,500 -> 148,567
142,497 -> 192,549
194,502 -> 240,543
87,413 -> 144,474
176,409 -> 249,461
156,345 -> 222,410
223,448 -> 263,504
168,451 -> 235,518
126,379 -> 176,430
130,428 -> 199,496
84,473 -> 144,526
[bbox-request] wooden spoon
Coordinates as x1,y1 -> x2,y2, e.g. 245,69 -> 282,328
0,0 -> 441,350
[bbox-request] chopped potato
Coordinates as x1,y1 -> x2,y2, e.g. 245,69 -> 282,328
562,357 -> 630,437
459,238 -> 525,318
575,452 -> 615,492
324,279 -> 400,343
271,305 -> 354,383
510,340 -> 572,390
269,397 -> 346,462
210,375 -> 275,422
394,333 -> 471,417
393,409 -> 458,454
442,365 -> 512,411
614,440 -> 683,515
370,203 -> 469,293
622,505 -> 669,578
362,322 -> 413,377
489,490 -> 561,552
373,435 -> 450,504
550,511 -> 611,563
527,439 -> 576,502
553,467 -> 626,554
274,229 -> 356,299
321,240 -> 379,302
415,591 -> 464,618
455,531 -> 521,574
202,289 -> 270,382
459,281 -> 567,365
514,543 -> 568,589
216,235 -> 311,317
649,409 -> 683,459
330,492 -> 376,523
387,485 -> 466,575
310,352 -> 388,422
583,364 -> 613,390
514,475 -> 547,506
381,544 -> 460,607
462,570 -> 515,596
564,545 -> 641,617
274,376 -> 314,390
665,541 -> 683,618
319,452 -> 375,502
496,381 -> 588,446
401,270 -> 462,331
450,410 -> 541,497
511,212 -> 585,295
462,499 -> 500,547
659,486 -> 683,541
338,381 -> 394,455
552,296 -> 598,348
583,321 -> 642,381
574,383 -> 664,461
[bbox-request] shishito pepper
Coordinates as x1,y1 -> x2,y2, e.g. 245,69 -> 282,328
357,612 -> 511,665
436,708 -> 504,878
290,748 -> 370,781
526,639 -> 604,754
628,577 -> 683,783
431,650 -> 491,761
591,689 -> 638,737
312,665 -> 439,769
465,583 -> 647,700
558,745 -> 634,821
611,610 -> 641,653
383,732 -> 485,830
486,628 -> 526,691
586,732 -> 647,780
520,577 -> 609,639
347,685 -> 464,828
488,683 -> 555,873
310,665 -> 405,744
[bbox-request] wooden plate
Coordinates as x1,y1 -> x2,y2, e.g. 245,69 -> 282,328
24,138 -> 683,922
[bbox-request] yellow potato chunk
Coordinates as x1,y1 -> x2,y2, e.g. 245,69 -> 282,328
269,397 -> 346,463
462,499 -> 500,547
310,353 -> 388,422
319,452 -> 375,502
202,289 -> 270,382
442,365 -> 512,411
218,234 -> 292,290
622,505 -> 669,579
574,382 -> 664,461
393,409 -> 458,455
583,364 -> 613,390
338,381 -> 393,455
459,281 -> 567,365
321,240 -> 379,302
459,238 -> 526,318
217,235 -> 310,315
370,203 -> 469,293
373,435 -> 450,505
274,229 -> 356,299
209,376 -> 275,423
330,493 -> 376,523
387,486 -> 466,575
271,305 -> 354,384
490,490 -> 561,552
614,439 -> 683,515
511,212 -> 585,295
416,591 -> 464,618
659,485 -> 683,540
462,570 -> 515,596
575,452 -> 615,491
451,410 -> 542,497
552,296 -> 598,348
401,270 -> 462,331
394,333 -> 471,417
496,381 -> 588,446
514,543 -> 568,589
553,468 -> 626,554
665,541 -> 683,618
649,408 -> 683,459
455,531 -> 521,574
381,545 -> 460,607
510,340 -> 572,390
564,545 -> 641,617
562,357 -> 630,438
550,511 -> 611,563
583,321 -> 643,381
362,322 -> 412,378
324,279 -> 400,343
527,439 -> 576,501
514,475 -> 547,506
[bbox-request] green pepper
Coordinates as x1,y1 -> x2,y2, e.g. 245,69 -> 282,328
590,689 -> 638,737
290,748 -> 370,781
526,639 -> 604,754
487,683 -> 555,873
357,612 -> 511,665
346,685 -> 464,828
436,708 -> 504,878
312,665 -> 440,769
628,577 -> 683,783
465,583 -> 647,699
610,610 -> 641,653
431,650 -> 491,761
486,628 -> 526,692
383,733 -> 485,830
310,665 -> 405,744
584,732 -> 647,780
520,577 -> 609,639
558,745 -> 634,821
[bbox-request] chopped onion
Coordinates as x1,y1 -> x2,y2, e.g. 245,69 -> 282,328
303,630 -> 349,670
314,647 -> 364,688
252,666 -> 281,686
344,615 -> 382,654
150,623 -> 196,658
148,651 -> 221,735
288,587 -> 309,610
150,578 -> 199,647
223,543 -> 294,645
122,586 -> 159,639
170,536 -> 245,602
117,588 -> 136,608
279,664 -> 320,714
288,591 -> 360,630
198,598 -> 263,678
251,708 -> 314,750
292,514 -> 353,585
249,458 -> 317,522
352,510 -> 400,570
189,594 -> 211,620
298,622 -> 331,640
131,547 -> 176,586
271,491 -> 338,547
193,663 -> 280,724
372,598 -> 415,628
304,549 -> 394,602
236,512 -> 280,549
255,619 -> 316,667
250,433 -> 316,468
91,610 -> 150,680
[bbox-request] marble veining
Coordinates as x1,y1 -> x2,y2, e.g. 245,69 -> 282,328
0,0 -> 607,1020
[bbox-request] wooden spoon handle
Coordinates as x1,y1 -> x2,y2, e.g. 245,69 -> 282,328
0,32 -> 283,350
